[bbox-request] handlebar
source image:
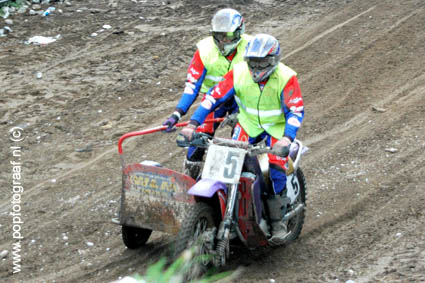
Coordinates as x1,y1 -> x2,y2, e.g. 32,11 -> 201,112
177,133 -> 290,158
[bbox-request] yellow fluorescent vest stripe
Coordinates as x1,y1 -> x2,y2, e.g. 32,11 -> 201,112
205,75 -> 223,82
234,96 -> 283,117
197,34 -> 251,93
233,62 -> 297,139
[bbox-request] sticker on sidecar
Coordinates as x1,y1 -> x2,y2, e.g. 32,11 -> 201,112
130,172 -> 177,196
202,144 -> 246,184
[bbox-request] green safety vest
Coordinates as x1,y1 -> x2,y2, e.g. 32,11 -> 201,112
197,34 -> 251,93
233,62 -> 297,139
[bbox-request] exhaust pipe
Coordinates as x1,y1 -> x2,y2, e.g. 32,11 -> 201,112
283,203 -> 304,221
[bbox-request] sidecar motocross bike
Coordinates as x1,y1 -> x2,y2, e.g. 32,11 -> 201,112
116,120 -> 307,269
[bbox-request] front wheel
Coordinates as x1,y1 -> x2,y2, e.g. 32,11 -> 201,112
173,202 -> 217,279
285,167 -> 307,242
122,225 -> 152,249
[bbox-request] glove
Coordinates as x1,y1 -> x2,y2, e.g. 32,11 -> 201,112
272,137 -> 292,157
180,124 -> 197,141
219,113 -> 238,129
163,111 -> 181,132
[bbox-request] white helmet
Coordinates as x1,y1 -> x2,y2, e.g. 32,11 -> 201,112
244,34 -> 281,83
211,8 -> 245,56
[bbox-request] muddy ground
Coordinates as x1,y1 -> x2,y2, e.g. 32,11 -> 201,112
1,0 -> 424,282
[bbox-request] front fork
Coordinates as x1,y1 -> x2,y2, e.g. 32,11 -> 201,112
217,183 -> 238,240
215,183 -> 238,266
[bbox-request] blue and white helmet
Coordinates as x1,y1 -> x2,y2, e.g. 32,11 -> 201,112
244,34 -> 281,82
211,8 -> 245,56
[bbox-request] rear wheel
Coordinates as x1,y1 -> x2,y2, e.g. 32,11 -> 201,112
173,202 -> 217,279
285,167 -> 307,242
122,225 -> 152,249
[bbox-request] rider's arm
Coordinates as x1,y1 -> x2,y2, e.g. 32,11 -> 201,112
282,76 -> 304,141
175,50 -> 207,115
190,70 -> 236,126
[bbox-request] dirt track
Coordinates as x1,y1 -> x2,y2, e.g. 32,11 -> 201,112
1,0 -> 424,282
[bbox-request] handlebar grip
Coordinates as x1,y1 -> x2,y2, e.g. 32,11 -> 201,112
176,132 -> 212,148
176,133 -> 190,147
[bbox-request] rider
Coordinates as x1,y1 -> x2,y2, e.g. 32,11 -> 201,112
162,8 -> 251,179
179,34 -> 305,244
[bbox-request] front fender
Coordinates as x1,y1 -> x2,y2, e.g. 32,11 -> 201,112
188,178 -> 227,198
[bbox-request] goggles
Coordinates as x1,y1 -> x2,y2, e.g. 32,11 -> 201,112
247,58 -> 272,69
246,57 -> 273,69
212,31 -> 238,43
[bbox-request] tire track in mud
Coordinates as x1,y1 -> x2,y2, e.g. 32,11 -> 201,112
303,71 -> 425,153
300,75 -> 425,238
298,1 -> 425,153
283,5 -> 376,60
302,5 -> 425,83
358,247 -> 425,283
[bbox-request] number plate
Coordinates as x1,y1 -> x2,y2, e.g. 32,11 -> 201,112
202,144 -> 246,184
286,174 -> 300,203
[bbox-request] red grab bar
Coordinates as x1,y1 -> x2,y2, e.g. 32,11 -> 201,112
118,118 -> 224,155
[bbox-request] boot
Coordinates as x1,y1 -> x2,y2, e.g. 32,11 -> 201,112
183,158 -> 202,180
267,195 -> 290,245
